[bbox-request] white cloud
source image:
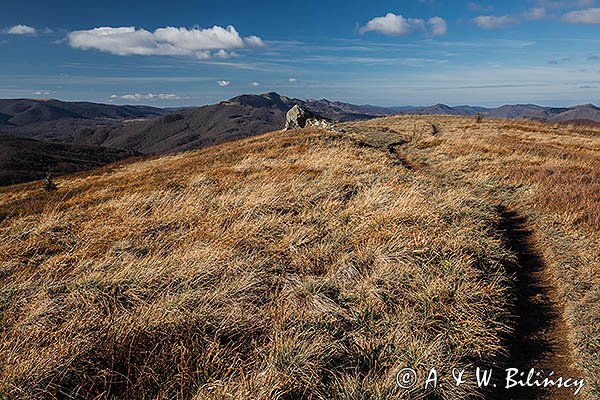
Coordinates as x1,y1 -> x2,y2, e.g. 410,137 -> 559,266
67,25 -> 265,59
473,15 -> 518,28
33,90 -> 50,95
157,93 -> 179,100
110,94 -> 118,98
523,7 -> 548,20
289,78 -> 298,83
249,81 -> 260,87
7,25 -> 36,35
359,13 -> 426,35
217,80 -> 231,87
120,93 -> 180,101
244,35 -> 265,47
214,49 -> 238,58
428,17 -> 448,35
563,8 -> 600,23
359,13 -> 447,36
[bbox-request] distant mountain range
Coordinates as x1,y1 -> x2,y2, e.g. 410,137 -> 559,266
0,93 -> 394,155
391,103 -> 600,123
0,98 -> 166,126
1,94 -> 599,186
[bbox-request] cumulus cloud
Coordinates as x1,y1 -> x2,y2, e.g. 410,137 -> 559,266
33,90 -> 50,95
214,49 -> 238,58
67,25 -> 265,59
428,17 -> 448,35
359,13 -> 447,36
217,80 -> 231,87
473,15 -> 518,28
7,24 -> 36,35
120,93 -> 180,101
249,82 -> 260,87
472,6 -> 546,28
289,78 -> 298,83
563,8 -> 600,23
359,13 -> 425,35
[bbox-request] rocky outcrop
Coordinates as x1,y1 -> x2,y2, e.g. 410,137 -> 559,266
285,105 -> 312,130
284,105 -> 332,130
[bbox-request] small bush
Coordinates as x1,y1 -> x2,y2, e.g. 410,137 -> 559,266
43,173 -> 57,191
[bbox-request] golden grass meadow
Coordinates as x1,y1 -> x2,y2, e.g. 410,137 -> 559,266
0,116 -> 598,399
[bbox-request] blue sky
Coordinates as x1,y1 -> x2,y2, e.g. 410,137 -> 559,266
2,0 -> 600,107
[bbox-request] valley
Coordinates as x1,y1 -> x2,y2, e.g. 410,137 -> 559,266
3,94 -> 600,188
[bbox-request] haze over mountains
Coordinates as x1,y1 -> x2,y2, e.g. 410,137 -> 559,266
1,93 -> 600,186
400,102 -> 600,122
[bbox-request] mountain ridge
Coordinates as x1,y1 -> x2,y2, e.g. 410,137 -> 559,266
2,95 -> 600,132
1,94 -> 599,187
0,98 -> 167,127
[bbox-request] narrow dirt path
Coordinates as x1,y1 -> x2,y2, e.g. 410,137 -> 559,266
490,208 -> 580,400
342,125 -> 582,399
383,130 -> 582,399
387,141 -> 416,170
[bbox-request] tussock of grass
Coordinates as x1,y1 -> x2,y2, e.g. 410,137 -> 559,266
1,128 -> 514,399
350,115 -> 600,398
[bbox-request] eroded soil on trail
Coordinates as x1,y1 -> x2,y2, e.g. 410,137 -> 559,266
345,124 -> 583,400
492,209 -> 581,400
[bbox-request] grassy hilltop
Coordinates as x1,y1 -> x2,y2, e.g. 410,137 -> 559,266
0,116 -> 598,399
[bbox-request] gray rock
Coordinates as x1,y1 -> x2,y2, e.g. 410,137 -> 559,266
284,105 -> 334,130
285,105 -> 313,130
306,118 -> 334,130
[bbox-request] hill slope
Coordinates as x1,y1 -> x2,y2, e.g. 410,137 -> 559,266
0,94 -> 390,154
19,93 -> 394,154
0,94 -> 397,184
2,116 -> 598,399
0,98 -> 166,127
548,104 -> 600,123
343,115 -> 599,399
0,121 -> 518,399
0,135 -> 139,186
396,103 -> 600,123
93,92 -> 295,153
3,96 -> 600,158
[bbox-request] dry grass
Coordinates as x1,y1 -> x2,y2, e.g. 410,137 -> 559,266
2,116 -> 599,399
347,115 -> 600,399
0,128 -> 516,399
